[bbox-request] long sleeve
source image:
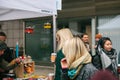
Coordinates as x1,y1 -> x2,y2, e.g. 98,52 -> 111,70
61,68 -> 69,80
3,47 -> 15,62
0,59 -> 17,72
54,49 -> 65,80
76,63 -> 98,80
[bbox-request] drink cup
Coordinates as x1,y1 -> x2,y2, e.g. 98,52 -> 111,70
50,53 -> 56,62
117,64 -> 120,74
48,73 -> 54,80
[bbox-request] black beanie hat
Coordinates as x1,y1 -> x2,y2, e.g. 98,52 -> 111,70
0,41 -> 7,50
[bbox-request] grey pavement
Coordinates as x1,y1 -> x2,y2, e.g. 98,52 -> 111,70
35,65 -> 120,80
34,65 -> 54,76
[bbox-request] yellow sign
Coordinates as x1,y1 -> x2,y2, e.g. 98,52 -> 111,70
44,23 -> 51,28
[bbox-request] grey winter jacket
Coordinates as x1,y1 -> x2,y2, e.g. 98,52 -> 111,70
61,63 -> 98,80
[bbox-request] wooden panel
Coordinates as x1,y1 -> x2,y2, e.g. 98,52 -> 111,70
63,0 -> 92,3
95,1 -> 120,15
95,0 -> 119,2
58,6 -> 95,18
58,0 -> 95,18
63,0 -> 94,9
58,0 -> 120,18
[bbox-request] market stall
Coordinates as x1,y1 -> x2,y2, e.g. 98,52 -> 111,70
0,0 -> 57,52
0,0 -> 57,79
14,55 -> 50,79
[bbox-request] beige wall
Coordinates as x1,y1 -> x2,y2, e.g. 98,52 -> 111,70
86,25 -> 92,47
0,20 -> 24,49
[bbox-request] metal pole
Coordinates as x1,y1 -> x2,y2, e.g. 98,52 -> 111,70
23,21 -> 25,55
91,16 -> 97,56
53,15 -> 57,53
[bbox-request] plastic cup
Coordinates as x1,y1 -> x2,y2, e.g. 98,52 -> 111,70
48,73 -> 54,80
50,53 -> 56,62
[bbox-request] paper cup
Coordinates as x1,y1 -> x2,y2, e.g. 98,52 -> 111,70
48,73 -> 54,80
50,53 -> 56,62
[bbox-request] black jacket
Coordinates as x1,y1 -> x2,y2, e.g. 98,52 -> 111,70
3,47 -> 14,62
92,48 -> 118,76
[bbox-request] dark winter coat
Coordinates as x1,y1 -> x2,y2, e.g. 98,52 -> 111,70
3,47 -> 14,62
92,48 -> 118,76
0,56 -> 17,74
54,49 -> 65,80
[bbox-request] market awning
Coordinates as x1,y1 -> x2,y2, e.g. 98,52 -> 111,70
0,0 -> 57,21
98,15 -> 120,29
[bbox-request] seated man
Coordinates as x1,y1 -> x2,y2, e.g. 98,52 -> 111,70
0,41 -> 21,79
0,32 -> 14,62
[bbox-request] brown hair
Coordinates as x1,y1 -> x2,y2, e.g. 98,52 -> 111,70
95,33 -> 102,39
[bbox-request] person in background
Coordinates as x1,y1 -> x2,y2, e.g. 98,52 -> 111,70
92,37 -> 118,77
90,70 -> 118,80
61,36 -> 98,80
54,28 -> 73,80
80,33 -> 91,53
94,33 -> 102,48
0,41 -> 21,79
0,32 -> 14,62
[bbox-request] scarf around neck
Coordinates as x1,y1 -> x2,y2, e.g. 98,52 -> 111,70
68,53 -> 91,79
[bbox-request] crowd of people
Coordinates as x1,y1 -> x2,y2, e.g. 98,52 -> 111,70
54,28 -> 119,80
0,29 -> 119,80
